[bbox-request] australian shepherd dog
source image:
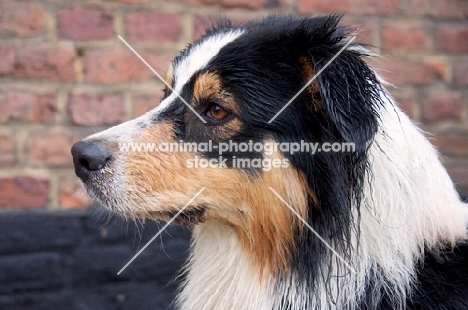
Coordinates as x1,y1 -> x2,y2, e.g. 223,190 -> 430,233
71,15 -> 468,310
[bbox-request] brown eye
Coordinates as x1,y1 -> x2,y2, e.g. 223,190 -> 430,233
207,104 -> 229,121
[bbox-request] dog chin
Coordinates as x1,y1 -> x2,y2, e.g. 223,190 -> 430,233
87,184 -> 207,226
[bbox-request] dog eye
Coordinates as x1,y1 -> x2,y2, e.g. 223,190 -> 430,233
206,103 -> 229,121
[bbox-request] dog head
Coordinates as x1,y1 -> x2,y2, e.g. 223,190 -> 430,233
72,15 -> 383,273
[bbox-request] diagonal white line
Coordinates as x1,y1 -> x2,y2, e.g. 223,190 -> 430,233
117,187 -> 206,275
268,36 -> 356,124
268,187 -> 356,274
118,35 -> 207,124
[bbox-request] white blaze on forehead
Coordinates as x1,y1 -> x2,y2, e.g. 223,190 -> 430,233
155,29 -> 245,114
174,30 -> 245,91
86,29 -> 245,142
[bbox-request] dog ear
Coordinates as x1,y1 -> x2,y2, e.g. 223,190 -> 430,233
315,50 -> 382,151
284,15 -> 382,151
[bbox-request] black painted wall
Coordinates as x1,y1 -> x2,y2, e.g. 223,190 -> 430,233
0,208 -> 191,310
2,197 -> 466,310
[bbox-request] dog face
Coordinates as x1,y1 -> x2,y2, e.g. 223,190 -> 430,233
71,15 -> 382,273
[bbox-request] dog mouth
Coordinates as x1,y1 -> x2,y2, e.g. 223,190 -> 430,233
72,138 -> 210,227
83,178 -> 207,226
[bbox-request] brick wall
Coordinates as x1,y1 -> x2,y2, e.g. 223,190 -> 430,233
0,0 -> 467,210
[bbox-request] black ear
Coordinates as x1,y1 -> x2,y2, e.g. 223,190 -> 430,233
280,15 -> 383,151
315,48 -> 382,151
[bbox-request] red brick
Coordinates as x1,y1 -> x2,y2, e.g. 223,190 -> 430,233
84,50 -> 173,84
0,135 -> 15,168
349,0 -> 401,14
175,0 -> 267,9
446,166 -> 468,197
0,3 -> 44,37
432,134 -> 468,157
454,60 -> 468,85
0,91 -> 57,124
354,23 -> 374,45
424,58 -> 447,82
394,95 -> 415,119
0,47 -> 15,75
298,0 -> 350,13
58,9 -> 114,41
0,177 -> 49,210
216,0 -> 268,8
27,132 -> 76,168
84,51 -> 139,84
105,0 -> 150,3
14,47 -> 76,82
435,26 -> 468,53
68,93 -> 125,126
404,0 -> 430,15
59,179 -> 89,210
125,12 -> 182,43
194,15 -> 211,41
379,59 -> 437,86
193,15 -> 248,41
132,93 -> 163,117
421,94 -> 463,123
431,0 -> 468,19
299,0 -> 401,14
381,25 -> 426,52
340,17 -> 375,45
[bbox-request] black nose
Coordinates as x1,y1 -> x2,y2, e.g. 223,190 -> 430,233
71,140 -> 111,183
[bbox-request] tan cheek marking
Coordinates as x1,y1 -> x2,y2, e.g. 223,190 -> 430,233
123,127 -> 311,277
212,118 -> 244,141
233,162 -> 311,278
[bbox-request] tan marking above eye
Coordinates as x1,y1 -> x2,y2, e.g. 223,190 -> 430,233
186,71 -> 243,138
194,72 -> 222,99
193,71 -> 240,115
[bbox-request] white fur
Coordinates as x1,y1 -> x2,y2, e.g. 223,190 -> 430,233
81,32 -> 468,309
178,91 -> 468,310
82,30 -> 246,216
156,30 -> 244,114
177,221 -> 273,310
273,91 -> 468,310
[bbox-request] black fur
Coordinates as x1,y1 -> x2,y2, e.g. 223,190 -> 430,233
158,15 -> 468,309
174,16 -> 384,302
408,243 -> 468,310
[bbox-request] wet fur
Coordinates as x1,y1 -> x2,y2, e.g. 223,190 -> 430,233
73,15 -> 468,310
